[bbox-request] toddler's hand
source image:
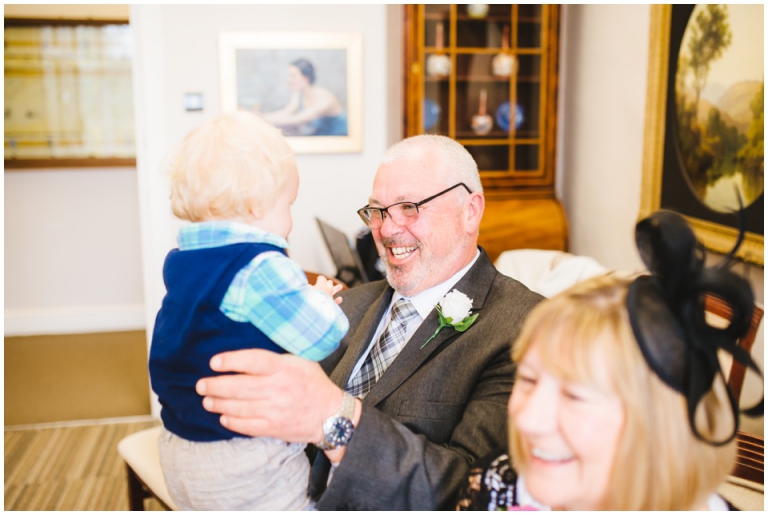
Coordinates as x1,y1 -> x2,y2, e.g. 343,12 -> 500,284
313,275 -> 344,305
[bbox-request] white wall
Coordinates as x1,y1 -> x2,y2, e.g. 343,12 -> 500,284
558,4 -> 649,273
4,168 -> 145,335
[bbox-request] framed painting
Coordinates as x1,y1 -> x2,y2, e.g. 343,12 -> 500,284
641,5 -> 764,265
219,31 -> 363,154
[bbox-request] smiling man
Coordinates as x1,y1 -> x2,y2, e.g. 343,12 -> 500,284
196,135 -> 543,510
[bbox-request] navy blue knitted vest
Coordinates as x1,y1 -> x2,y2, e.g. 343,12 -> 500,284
149,242 -> 286,442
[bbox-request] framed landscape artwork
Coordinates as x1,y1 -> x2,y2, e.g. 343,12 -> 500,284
219,31 -> 363,154
641,4 -> 764,265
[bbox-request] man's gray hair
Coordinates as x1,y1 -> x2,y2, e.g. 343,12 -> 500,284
381,135 -> 483,194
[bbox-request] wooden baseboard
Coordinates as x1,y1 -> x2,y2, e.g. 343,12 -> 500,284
4,304 -> 146,336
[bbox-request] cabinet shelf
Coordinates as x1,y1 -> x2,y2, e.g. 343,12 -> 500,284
425,76 -> 539,83
455,132 -> 540,141
424,47 -> 545,55
425,12 -> 543,23
457,75 -> 540,83
454,14 -> 542,23
455,14 -> 514,22
455,76 -> 512,82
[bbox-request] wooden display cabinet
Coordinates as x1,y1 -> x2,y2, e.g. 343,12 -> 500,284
404,4 -> 568,262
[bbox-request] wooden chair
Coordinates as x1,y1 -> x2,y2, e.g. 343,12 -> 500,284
733,431 -> 765,485
705,295 -> 764,486
117,425 -> 177,510
705,295 -> 764,404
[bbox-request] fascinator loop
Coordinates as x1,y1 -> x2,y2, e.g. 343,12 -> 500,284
627,210 -> 763,445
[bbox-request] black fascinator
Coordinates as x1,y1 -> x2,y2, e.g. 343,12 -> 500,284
627,210 -> 763,445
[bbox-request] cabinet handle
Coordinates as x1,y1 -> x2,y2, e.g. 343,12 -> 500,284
411,62 -> 421,74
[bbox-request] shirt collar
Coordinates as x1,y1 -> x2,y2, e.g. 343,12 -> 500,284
516,476 -> 552,510
177,220 -> 289,251
392,249 -> 481,319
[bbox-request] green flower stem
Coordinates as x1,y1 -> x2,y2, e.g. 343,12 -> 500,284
421,301 -> 479,350
421,321 -> 447,349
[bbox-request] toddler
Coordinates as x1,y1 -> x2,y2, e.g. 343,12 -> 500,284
149,111 -> 349,510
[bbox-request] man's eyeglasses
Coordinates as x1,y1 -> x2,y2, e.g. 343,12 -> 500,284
357,183 -> 472,228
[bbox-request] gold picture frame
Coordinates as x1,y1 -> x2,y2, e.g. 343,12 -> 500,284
219,31 -> 363,154
640,5 -> 764,266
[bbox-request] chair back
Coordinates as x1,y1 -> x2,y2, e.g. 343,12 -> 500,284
315,218 -> 368,288
705,295 -> 764,485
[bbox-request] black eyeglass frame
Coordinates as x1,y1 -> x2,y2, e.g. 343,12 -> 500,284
356,182 -> 472,227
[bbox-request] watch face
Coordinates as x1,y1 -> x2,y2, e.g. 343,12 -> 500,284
327,417 -> 355,447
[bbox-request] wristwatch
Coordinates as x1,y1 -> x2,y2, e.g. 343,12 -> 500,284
316,391 -> 356,450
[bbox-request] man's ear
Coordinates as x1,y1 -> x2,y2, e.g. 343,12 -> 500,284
464,192 -> 485,233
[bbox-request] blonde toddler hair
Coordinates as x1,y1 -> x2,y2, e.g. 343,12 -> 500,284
168,111 -> 295,222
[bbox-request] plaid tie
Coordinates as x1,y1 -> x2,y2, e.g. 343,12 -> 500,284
346,299 -> 419,399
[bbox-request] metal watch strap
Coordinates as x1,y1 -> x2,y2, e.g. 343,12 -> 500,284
316,391 -> 356,450
337,391 -> 355,420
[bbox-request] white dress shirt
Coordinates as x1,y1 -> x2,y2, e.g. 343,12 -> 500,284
348,250 -> 481,380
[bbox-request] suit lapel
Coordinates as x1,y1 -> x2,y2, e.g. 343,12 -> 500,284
364,250 -> 497,407
330,287 -> 394,388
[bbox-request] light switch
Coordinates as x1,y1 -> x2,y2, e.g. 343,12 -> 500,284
184,93 -> 204,112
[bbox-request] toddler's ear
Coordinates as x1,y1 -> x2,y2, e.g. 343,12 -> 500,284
248,205 -> 265,220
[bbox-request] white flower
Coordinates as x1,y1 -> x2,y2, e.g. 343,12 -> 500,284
422,289 -> 479,349
439,290 -> 473,324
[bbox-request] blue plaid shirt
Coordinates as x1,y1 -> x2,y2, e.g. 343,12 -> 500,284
177,221 -> 349,361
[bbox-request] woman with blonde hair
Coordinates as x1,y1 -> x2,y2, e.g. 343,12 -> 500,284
457,210 -> 762,510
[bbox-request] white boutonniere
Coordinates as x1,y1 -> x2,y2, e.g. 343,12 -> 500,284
421,290 -> 479,349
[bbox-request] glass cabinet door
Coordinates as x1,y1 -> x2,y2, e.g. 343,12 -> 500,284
407,4 -> 559,191
422,4 -> 451,136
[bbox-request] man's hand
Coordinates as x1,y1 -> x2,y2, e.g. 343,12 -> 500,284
196,349 -> 343,443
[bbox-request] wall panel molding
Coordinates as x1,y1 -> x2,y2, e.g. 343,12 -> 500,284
5,304 -> 146,336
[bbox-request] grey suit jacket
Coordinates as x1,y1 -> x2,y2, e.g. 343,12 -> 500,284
310,249 -> 543,510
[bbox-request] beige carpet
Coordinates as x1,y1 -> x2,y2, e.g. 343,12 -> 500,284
5,331 -> 151,426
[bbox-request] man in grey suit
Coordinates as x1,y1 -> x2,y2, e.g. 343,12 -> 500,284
196,135 -> 542,510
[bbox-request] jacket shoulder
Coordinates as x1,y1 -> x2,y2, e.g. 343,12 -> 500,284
488,270 -> 545,310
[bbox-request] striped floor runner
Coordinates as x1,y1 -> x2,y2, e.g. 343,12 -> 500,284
4,419 -> 164,511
